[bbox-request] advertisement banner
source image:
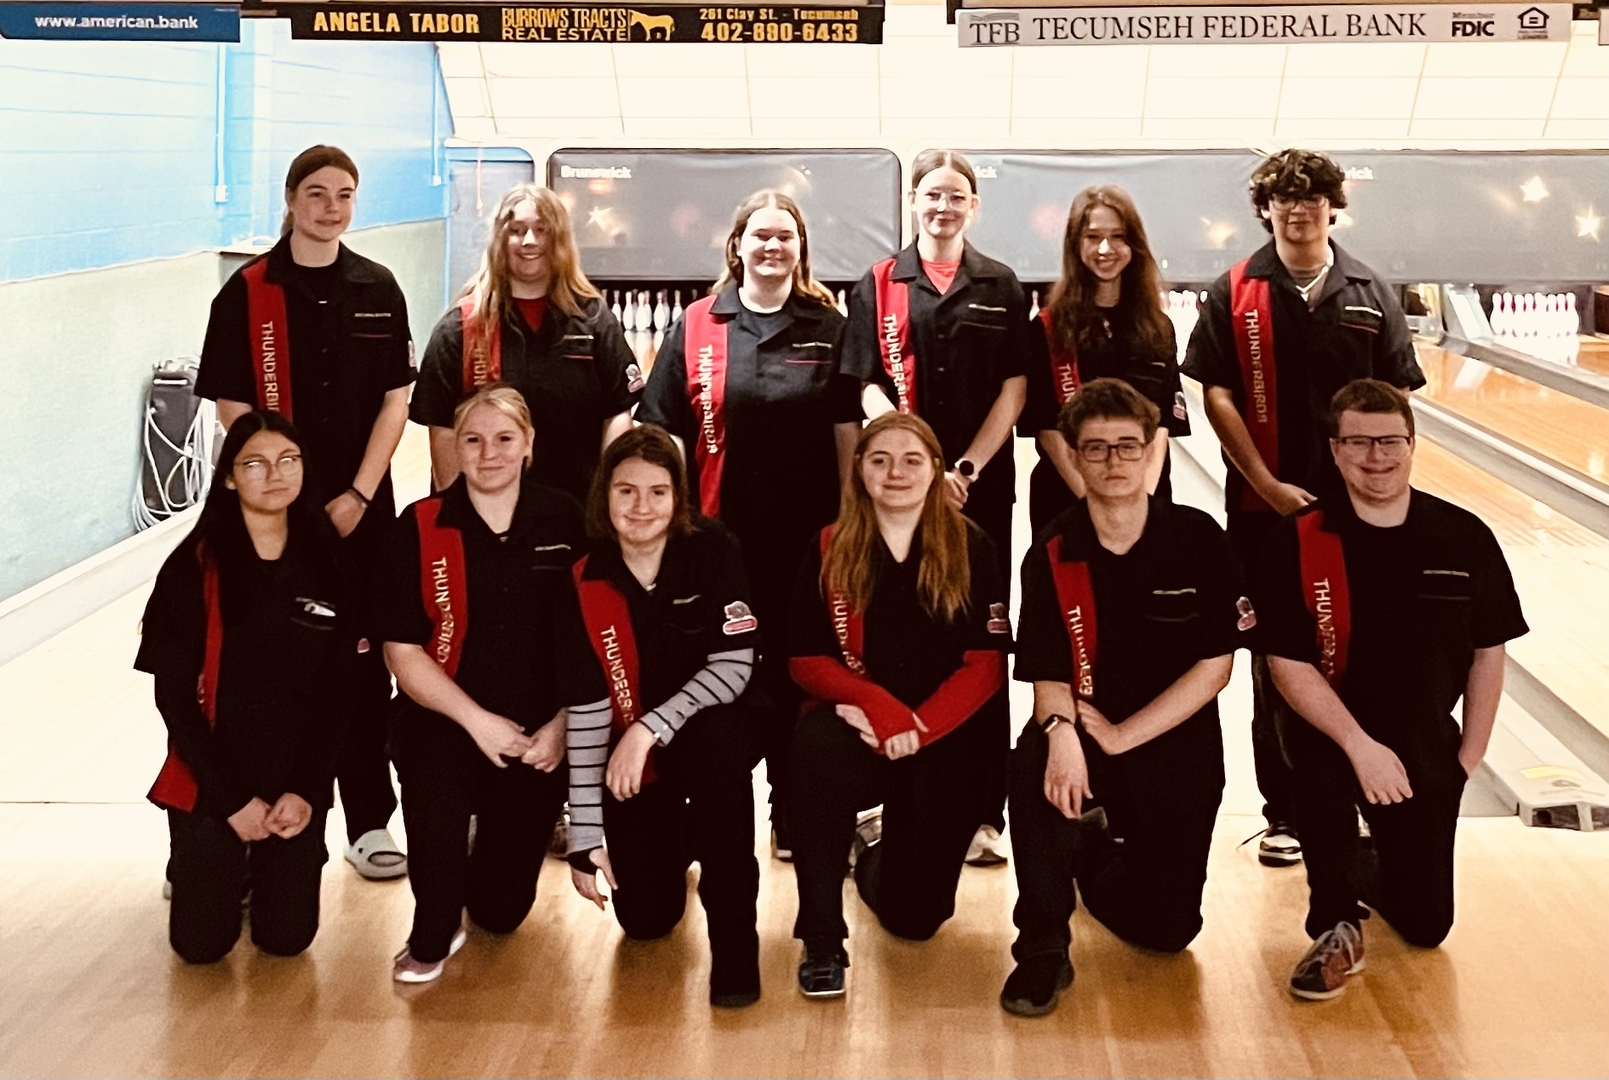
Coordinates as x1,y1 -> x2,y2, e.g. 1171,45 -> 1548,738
267,2 -> 881,43
957,3 -> 1571,46
0,2 -> 239,40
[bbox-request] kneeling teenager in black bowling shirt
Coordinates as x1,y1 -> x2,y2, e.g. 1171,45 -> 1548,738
138,411 -> 360,964
1021,185 -> 1187,535
1002,379 -> 1241,1018
786,412 -> 1011,999
559,426 -> 764,1009
372,386 -> 585,984
1253,379 -> 1526,1002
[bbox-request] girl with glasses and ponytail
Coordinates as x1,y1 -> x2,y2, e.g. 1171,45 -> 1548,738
137,410 -> 360,964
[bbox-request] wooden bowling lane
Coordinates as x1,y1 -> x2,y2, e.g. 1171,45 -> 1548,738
1412,438 -> 1609,741
1414,343 -> 1609,485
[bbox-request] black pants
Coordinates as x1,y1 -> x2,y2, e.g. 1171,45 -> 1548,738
739,529 -> 810,840
964,479 -> 1014,836
1009,718 -> 1223,959
393,709 -> 566,963
1229,511 -> 1297,828
167,805 -> 329,964
336,511 -> 400,842
789,699 -> 1002,945
1285,724 -> 1466,946
602,705 -> 762,973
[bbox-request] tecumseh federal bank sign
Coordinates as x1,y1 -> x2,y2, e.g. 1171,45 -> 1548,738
956,3 -> 1571,45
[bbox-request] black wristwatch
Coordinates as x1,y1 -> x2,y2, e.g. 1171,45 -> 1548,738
954,458 -> 976,479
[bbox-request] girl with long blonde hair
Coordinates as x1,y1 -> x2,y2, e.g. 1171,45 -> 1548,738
638,187 -> 861,863
411,183 -> 639,500
784,412 -> 1011,999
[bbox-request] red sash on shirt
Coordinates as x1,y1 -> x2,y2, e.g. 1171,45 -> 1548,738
1045,534 -> 1097,700
683,296 -> 730,518
870,258 -> 918,415
1228,259 -> 1278,513
241,260 -> 293,419
819,527 -> 867,674
147,544 -> 225,812
415,498 -> 470,680
459,297 -> 502,393
571,556 -> 656,784
1039,307 -> 1081,408
1296,511 -> 1351,688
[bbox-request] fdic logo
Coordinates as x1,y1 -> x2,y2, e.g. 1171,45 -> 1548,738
966,10 -> 1021,44
559,165 -> 633,179
1450,5 -> 1548,38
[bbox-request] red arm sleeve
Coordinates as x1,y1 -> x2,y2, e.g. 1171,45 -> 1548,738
913,650 -> 1006,746
789,655 -> 918,742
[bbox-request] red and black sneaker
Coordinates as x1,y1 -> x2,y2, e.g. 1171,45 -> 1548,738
1289,921 -> 1365,1001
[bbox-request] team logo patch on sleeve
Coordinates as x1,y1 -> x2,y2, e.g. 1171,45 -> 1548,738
356,637 -> 371,654
987,602 -> 1011,634
1236,597 -> 1257,631
1173,391 -> 1188,421
722,601 -> 758,635
625,363 -> 644,393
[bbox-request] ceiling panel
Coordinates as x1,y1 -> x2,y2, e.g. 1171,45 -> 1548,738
881,76 -> 1011,117
1549,79 -> 1609,119
1274,117 -> 1412,141
1413,77 -> 1558,119
436,42 -> 485,78
496,116 -> 623,138
1010,44 -> 1147,78
1420,40 -> 1568,78
620,116 -> 754,137
1408,117 -> 1547,140
743,44 -> 875,77
1012,77 -> 1147,119
1283,42 -> 1424,78
443,77 -> 489,117
748,76 -> 879,119
1154,44 -> 1287,78
1143,76 -> 1282,118
615,76 -> 749,117
488,77 -> 620,118
1009,117 -> 1144,141
749,116 -> 885,138
612,43 -> 748,77
480,42 -> 615,77
1277,76 -> 1417,119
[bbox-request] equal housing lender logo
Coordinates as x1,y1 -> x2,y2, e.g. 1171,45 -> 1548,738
957,3 -> 1569,46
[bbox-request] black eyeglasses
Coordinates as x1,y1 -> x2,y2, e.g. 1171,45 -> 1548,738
1076,440 -> 1147,463
1334,435 -> 1412,457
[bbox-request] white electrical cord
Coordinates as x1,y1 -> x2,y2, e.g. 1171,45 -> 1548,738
133,389 -> 215,531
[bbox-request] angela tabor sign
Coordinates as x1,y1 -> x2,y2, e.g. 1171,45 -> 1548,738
957,3 -> 1570,45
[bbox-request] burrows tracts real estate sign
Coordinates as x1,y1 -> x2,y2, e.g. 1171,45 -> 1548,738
956,3 -> 1571,45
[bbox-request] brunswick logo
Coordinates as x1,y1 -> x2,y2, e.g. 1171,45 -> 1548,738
559,165 -> 633,180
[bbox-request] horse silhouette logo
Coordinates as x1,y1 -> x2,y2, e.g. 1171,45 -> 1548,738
629,10 -> 676,39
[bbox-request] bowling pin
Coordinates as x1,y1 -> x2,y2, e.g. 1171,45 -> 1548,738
637,291 -> 653,333
671,289 -> 684,324
1029,290 -> 1040,319
611,290 -> 623,324
622,291 -> 636,330
1566,293 -> 1580,337
653,290 -> 669,332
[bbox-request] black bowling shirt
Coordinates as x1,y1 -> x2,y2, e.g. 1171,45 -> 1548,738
411,295 -> 641,506
789,525 -> 1011,708
1015,498 -> 1242,755
555,521 -> 761,711
1021,302 -> 1187,525
1181,240 -> 1423,528
196,239 -> 415,514
839,242 -> 1030,509
371,475 -> 585,733
135,531 -> 359,815
638,284 -> 857,547
1253,489 -> 1527,765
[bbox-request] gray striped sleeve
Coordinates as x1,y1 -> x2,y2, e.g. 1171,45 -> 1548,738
637,649 -> 754,747
565,697 -> 613,856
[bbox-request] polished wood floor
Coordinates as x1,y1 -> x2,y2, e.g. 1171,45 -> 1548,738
1416,345 -> 1609,485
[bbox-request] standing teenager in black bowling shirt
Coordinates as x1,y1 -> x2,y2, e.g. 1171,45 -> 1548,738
411,183 -> 639,500
787,413 -> 1011,999
1182,148 -> 1424,869
637,189 -> 860,861
137,410 -> 359,964
1253,380 -> 1525,1002
560,427 -> 764,1008
1001,380 -> 1241,1018
195,145 -> 414,882
839,149 -> 1027,869
372,386 -> 584,984
1022,186 -> 1188,535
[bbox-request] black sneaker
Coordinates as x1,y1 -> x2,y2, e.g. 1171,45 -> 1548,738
710,957 -> 761,1009
797,942 -> 849,999
1000,954 -> 1074,1017
1258,822 -> 1302,867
